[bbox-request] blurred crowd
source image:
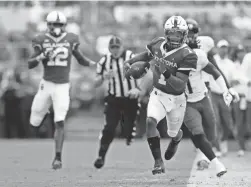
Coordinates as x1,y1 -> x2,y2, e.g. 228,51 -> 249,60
0,1 -> 251,138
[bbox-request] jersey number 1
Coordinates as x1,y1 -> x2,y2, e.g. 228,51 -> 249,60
46,47 -> 69,66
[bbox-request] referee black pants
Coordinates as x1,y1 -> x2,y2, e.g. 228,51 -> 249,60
98,95 -> 138,157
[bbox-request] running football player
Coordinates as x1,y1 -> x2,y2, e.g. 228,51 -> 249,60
182,18 -> 238,176
28,11 -> 95,170
124,16 -> 198,175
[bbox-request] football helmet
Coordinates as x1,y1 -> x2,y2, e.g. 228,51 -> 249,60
46,11 -> 67,37
164,16 -> 188,50
186,18 -> 200,49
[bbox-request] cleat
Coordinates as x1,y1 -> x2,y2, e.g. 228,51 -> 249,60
126,137 -> 134,146
217,170 -> 227,177
214,159 -> 227,177
164,139 -> 181,160
94,157 -> 105,169
197,160 -> 209,170
152,159 -> 165,175
126,127 -> 136,146
52,159 -> 62,170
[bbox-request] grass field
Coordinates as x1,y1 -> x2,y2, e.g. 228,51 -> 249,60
0,139 -> 250,187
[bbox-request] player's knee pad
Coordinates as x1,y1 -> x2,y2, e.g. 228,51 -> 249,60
167,130 -> 179,138
146,117 -> 159,138
30,111 -> 44,127
54,107 -> 68,122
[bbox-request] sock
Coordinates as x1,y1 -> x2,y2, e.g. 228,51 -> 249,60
147,136 -> 161,161
30,126 -> 39,138
192,134 -> 216,161
190,134 -> 199,148
55,152 -> 61,161
98,144 -> 109,159
197,148 -> 210,162
172,129 -> 183,142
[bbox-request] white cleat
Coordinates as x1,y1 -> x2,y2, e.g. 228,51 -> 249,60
237,150 -> 245,157
211,158 -> 227,177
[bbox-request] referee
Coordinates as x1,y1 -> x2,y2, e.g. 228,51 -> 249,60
94,36 -> 140,169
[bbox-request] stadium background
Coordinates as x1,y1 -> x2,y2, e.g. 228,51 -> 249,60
0,0 -> 250,139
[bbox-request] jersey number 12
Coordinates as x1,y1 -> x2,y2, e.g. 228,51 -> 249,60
46,47 -> 69,66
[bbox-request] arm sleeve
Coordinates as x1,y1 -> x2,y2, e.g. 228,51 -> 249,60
208,53 -> 230,88
71,34 -> 80,51
96,56 -> 106,75
178,52 -> 197,71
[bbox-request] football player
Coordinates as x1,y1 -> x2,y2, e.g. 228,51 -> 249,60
28,11 -> 95,170
182,18 -> 239,176
124,16 -> 198,175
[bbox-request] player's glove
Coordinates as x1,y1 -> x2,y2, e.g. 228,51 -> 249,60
155,61 -> 167,74
44,48 -> 57,60
228,87 -> 240,102
223,91 -> 233,106
124,61 -> 131,73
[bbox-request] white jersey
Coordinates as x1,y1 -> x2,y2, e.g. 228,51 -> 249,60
197,36 -> 215,83
185,48 -> 209,102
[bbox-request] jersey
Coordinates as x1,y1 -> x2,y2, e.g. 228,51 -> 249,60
32,32 -> 79,84
197,36 -> 215,84
146,37 -> 197,94
185,48 -> 209,102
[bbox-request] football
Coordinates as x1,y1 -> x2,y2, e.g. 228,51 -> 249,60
125,61 -> 150,79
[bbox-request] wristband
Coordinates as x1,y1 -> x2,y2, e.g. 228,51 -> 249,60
163,70 -> 171,79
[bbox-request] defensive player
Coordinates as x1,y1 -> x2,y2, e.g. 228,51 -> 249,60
124,16 -> 198,175
28,11 -> 95,169
182,18 -> 239,176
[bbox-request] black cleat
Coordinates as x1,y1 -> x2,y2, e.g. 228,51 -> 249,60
94,157 -> 105,169
152,159 -> 165,175
164,139 -> 181,160
126,127 -> 136,146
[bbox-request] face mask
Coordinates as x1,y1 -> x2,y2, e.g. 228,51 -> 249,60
53,28 -> 61,36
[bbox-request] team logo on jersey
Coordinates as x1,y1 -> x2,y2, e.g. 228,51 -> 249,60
153,56 -> 177,68
42,42 -> 70,48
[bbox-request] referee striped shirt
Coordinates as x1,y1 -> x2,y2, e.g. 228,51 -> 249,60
96,50 -> 138,97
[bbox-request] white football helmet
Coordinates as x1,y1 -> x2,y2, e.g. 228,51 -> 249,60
197,36 -> 215,53
46,11 -> 67,37
164,16 -> 188,49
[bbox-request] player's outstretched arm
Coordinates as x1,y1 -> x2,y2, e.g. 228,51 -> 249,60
72,48 -> 96,67
207,52 -> 230,88
203,62 -> 239,104
203,62 -> 228,92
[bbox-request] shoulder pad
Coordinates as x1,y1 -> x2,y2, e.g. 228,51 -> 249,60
197,36 -> 215,53
67,32 -> 80,50
146,37 -> 165,55
181,46 -> 196,58
193,48 -> 209,71
67,32 -> 79,39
